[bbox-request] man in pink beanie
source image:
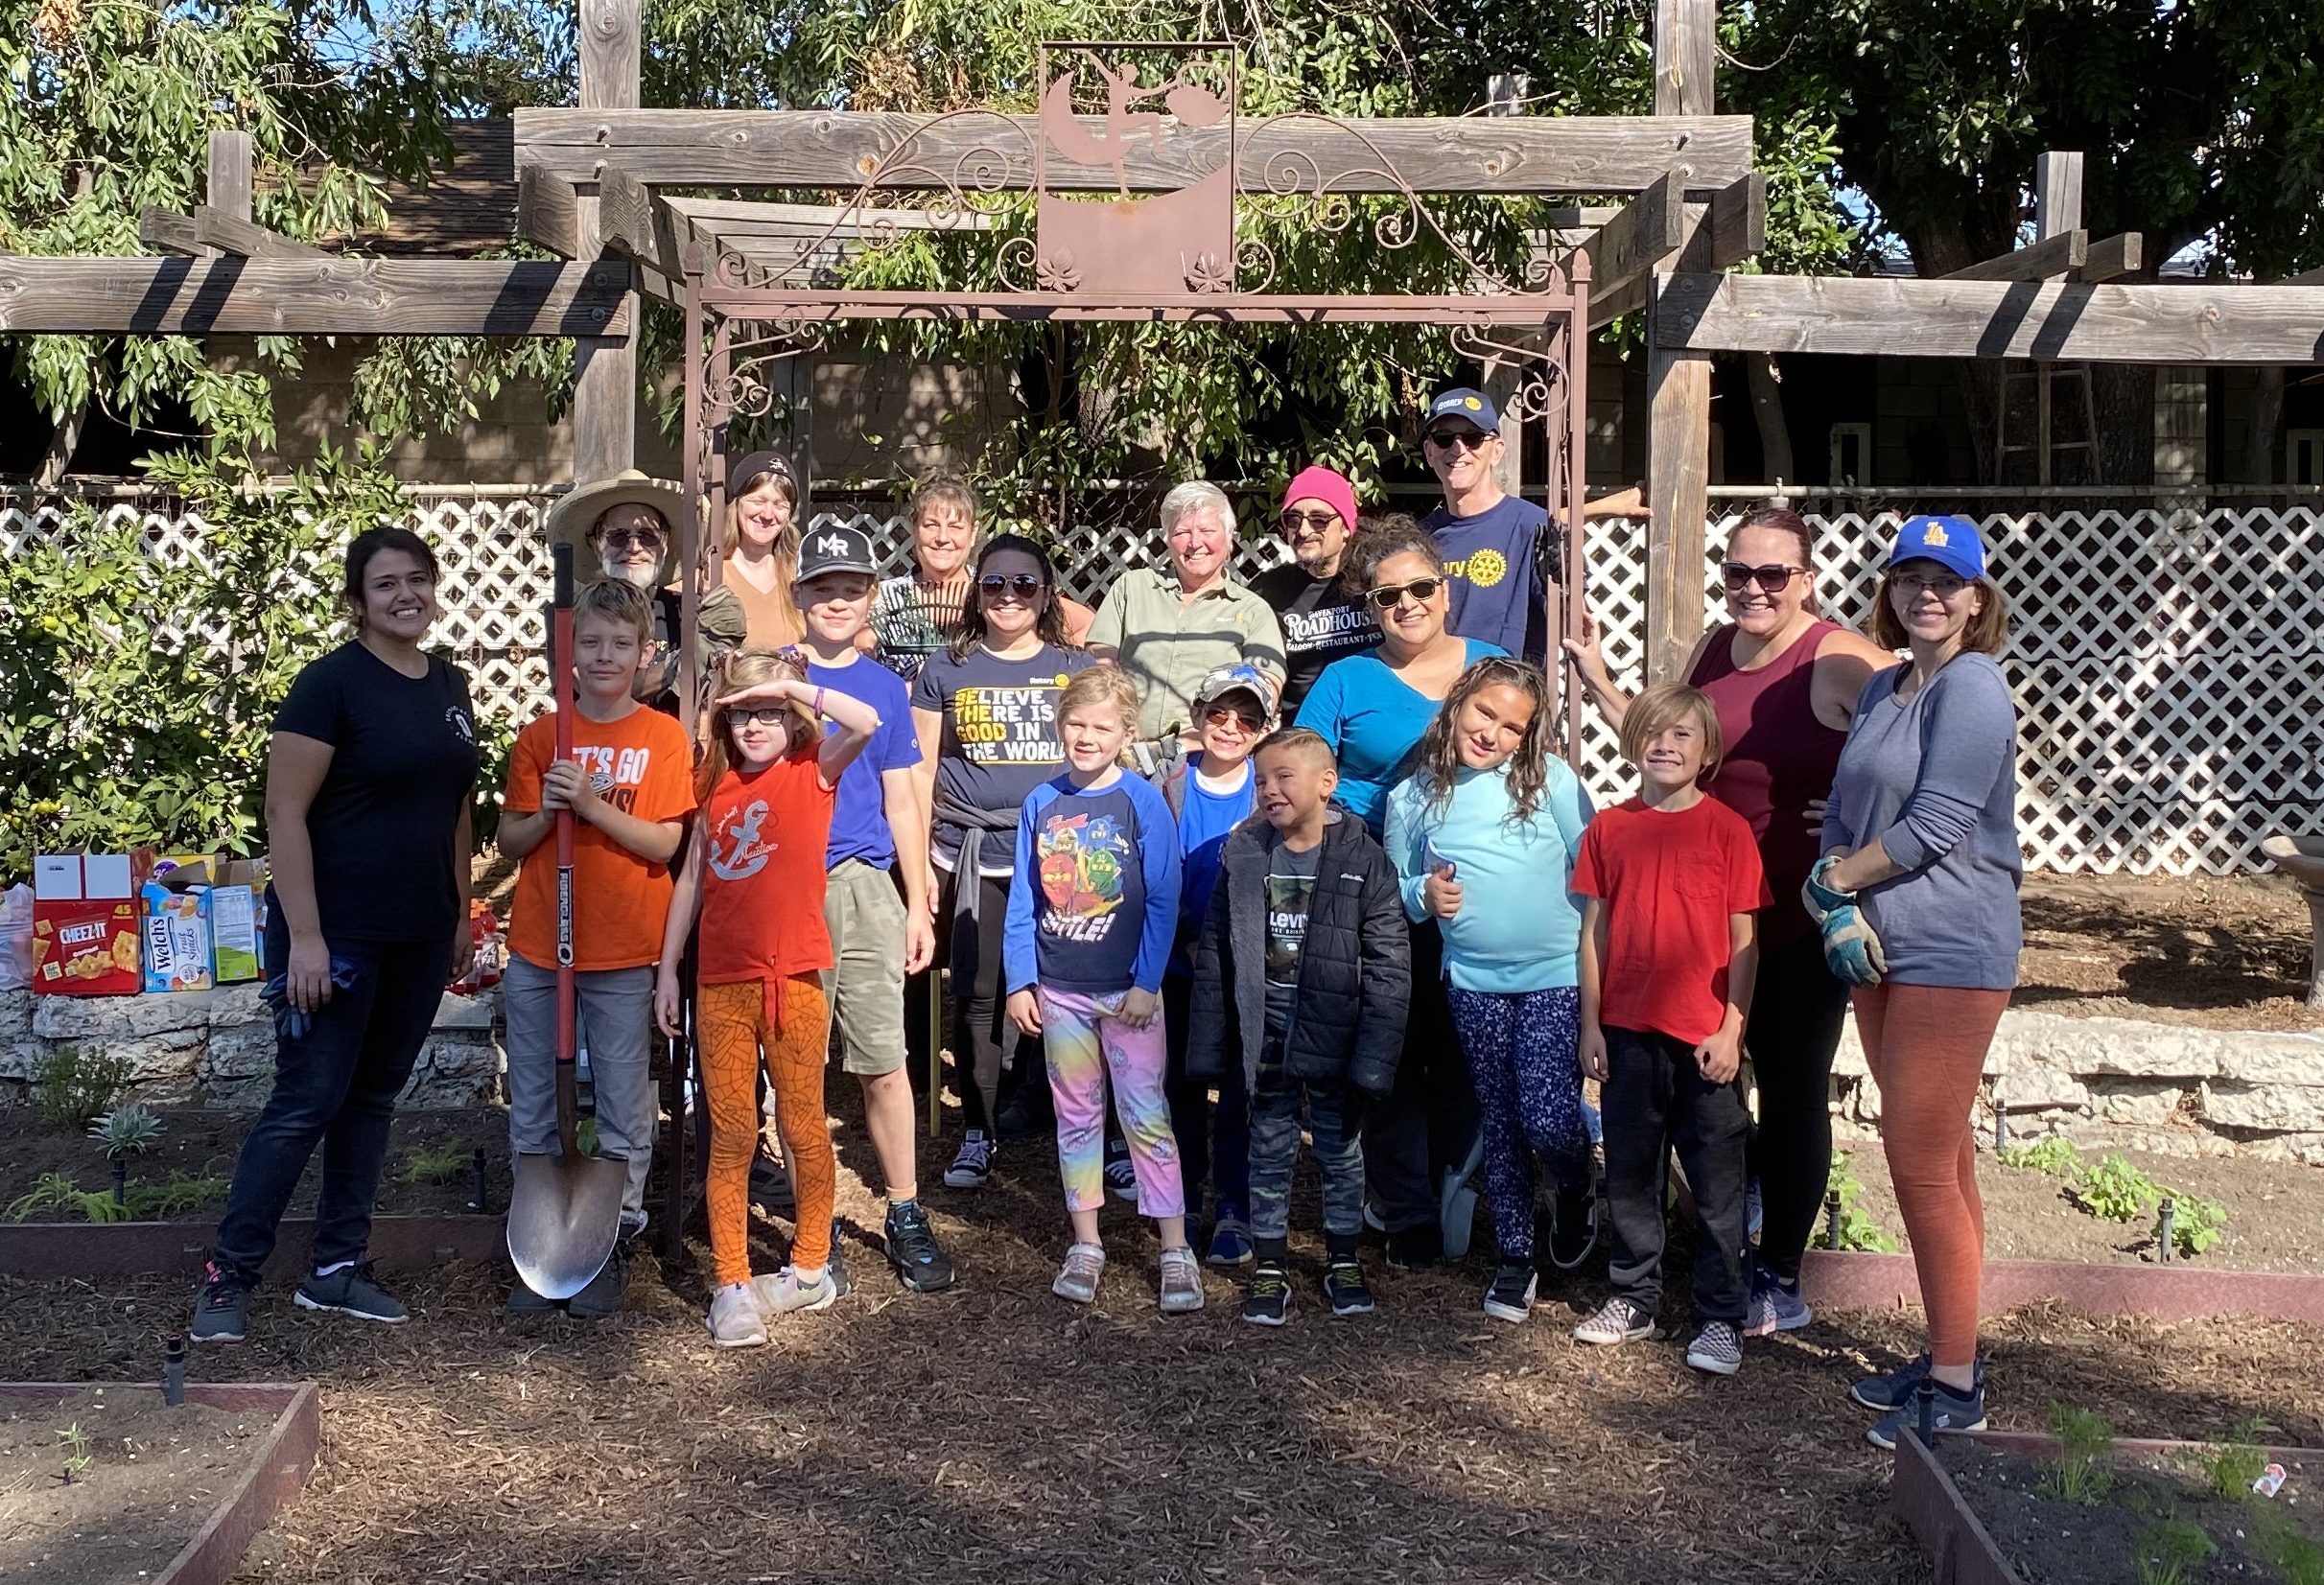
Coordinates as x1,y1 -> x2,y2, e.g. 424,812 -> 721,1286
1253,464 -> 1377,716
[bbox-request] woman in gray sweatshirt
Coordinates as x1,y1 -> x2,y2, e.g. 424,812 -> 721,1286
1812,514 -> 2022,1453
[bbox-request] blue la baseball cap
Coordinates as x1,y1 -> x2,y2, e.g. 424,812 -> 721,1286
1425,386 -> 1501,434
1890,515 -> 1986,582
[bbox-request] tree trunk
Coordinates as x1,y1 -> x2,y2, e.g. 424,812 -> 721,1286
35,399 -> 88,487
2245,367 -> 2285,487
1746,353 -> 1793,482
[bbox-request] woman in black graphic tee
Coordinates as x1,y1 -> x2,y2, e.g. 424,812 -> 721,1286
193,526 -> 481,1342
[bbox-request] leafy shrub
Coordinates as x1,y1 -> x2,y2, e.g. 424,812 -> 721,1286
1996,1136 -> 2082,1177
2073,1153 -> 2160,1223
1825,1150 -> 1899,1252
6,1173 -> 132,1224
2162,1192 -> 2227,1258
2041,1403 -> 2117,1504
2189,1418 -> 2273,1503
399,1141 -> 470,1185
33,1047 -> 132,1130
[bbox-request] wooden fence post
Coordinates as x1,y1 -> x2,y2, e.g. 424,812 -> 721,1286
572,0 -> 641,482
1643,0 -> 1715,682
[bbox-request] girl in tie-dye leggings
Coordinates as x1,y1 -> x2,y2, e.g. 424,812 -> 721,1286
1001,668 -> 1205,1314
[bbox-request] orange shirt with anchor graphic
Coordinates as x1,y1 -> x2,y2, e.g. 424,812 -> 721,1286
693,753 -> 840,988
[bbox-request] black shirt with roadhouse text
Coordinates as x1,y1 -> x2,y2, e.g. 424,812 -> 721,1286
1252,563 -> 1376,720
271,642 -> 481,943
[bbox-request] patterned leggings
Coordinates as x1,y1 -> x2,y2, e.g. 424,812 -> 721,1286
1444,984 -> 1590,1262
1040,987 -> 1184,1217
698,975 -> 834,1288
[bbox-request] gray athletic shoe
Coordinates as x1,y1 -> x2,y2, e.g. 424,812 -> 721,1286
752,1265 -> 838,1316
191,1261 -> 248,1344
707,1282 -> 767,1347
294,1262 -> 408,1323
1051,1241 -> 1107,1304
1158,1247 -> 1206,1313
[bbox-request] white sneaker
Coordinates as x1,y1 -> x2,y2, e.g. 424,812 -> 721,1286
752,1265 -> 839,1316
1158,1246 -> 1205,1313
1572,1296 -> 1655,1346
707,1282 -> 767,1347
1051,1241 -> 1106,1304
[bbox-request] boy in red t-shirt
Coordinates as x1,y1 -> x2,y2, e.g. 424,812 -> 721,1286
1569,682 -> 1769,1376
499,580 -> 695,1317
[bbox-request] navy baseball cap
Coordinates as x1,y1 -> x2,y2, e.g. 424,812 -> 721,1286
1890,515 -> 1986,582
795,522 -> 880,580
1425,386 -> 1501,434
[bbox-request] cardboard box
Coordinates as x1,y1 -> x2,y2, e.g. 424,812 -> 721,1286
210,857 -> 269,983
143,884 -> 215,993
30,849 -> 155,996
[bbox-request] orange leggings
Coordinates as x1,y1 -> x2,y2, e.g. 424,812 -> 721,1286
698,976 -> 834,1289
1854,983 -> 2010,1369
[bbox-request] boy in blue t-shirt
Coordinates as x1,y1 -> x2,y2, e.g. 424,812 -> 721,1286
790,523 -> 954,1293
1149,664 -> 1272,1266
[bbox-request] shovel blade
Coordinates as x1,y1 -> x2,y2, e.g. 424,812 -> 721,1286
506,1151 -> 629,1300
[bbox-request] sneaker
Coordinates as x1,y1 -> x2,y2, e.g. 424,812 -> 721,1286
943,1130 -> 995,1189
1483,1262 -> 1538,1324
1746,1177 -> 1765,1242
1103,1143 -> 1138,1203
995,1097 -> 1037,1140
1324,1257 -> 1374,1316
1385,1223 -> 1442,1271
1686,1319 -> 1745,1376
190,1261 -> 248,1344
1743,1262 -> 1813,1338
884,1200 -> 957,1293
1205,1204 -> 1255,1268
1572,1296 -> 1656,1346
1051,1241 -> 1107,1305
1867,1377 -> 1988,1450
1243,1262 -> 1292,1326
752,1264 -> 839,1316
707,1282 -> 767,1347
1849,1353 -> 1936,1411
1438,1137 -> 1486,1260
828,1235 -> 852,1298
1362,1201 -> 1389,1235
565,1240 -> 631,1320
294,1261 -> 408,1324
1547,1188 -> 1599,1270
748,1153 -> 795,1214
1158,1247 -> 1206,1313
506,1279 -> 563,1315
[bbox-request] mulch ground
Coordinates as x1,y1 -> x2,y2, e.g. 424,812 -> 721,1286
7,1123 -> 2322,1585
2018,872 -> 2322,1031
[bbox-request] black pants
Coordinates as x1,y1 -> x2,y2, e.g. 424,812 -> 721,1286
1360,918 -> 1474,1235
1157,971 -> 1249,1224
1602,1025 -> 1750,1325
945,871 -> 1045,1133
1744,928 -> 1850,1281
211,903 -> 454,1284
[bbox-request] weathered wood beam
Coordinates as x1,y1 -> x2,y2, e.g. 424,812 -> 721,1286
592,160 -> 683,282
2034,152 -> 2083,239
0,257 -> 632,336
1942,228 -> 2087,282
1645,0 -> 1716,685
1651,272 -> 2324,363
138,206 -> 204,256
511,108 -> 1753,196
192,205 -> 328,260
1587,173 -> 1761,330
572,0 -> 642,480
516,162 -> 581,257
2074,232 -> 2143,284
1582,170 -> 1684,299
662,197 -> 996,233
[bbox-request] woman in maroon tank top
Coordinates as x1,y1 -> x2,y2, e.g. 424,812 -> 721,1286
1564,506 -> 1894,1337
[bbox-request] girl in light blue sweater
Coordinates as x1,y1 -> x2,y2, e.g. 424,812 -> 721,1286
1386,658 -> 1595,1323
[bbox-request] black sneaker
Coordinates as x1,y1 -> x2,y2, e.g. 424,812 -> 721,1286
190,1261 -> 248,1344
565,1238 -> 631,1320
1547,1188 -> 1600,1270
749,1154 -> 795,1214
294,1261 -> 409,1323
1385,1222 -> 1442,1271
505,1278 -> 564,1316
1323,1258 -> 1374,1316
1483,1261 -> 1538,1323
829,1232 -> 853,1298
995,1098 -> 1037,1140
1243,1262 -> 1292,1326
943,1130 -> 995,1189
884,1200 -> 957,1293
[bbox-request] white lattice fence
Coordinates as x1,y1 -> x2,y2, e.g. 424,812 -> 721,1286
9,499 -> 2317,874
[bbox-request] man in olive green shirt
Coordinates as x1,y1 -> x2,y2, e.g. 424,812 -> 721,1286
1089,480 -> 1288,744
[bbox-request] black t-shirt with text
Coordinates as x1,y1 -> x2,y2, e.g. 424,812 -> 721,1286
1261,840 -> 1322,1037
1252,563 -> 1376,719
272,642 -> 481,943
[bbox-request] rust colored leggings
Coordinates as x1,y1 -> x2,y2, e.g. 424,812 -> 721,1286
1853,983 -> 2011,1369
698,975 -> 833,1288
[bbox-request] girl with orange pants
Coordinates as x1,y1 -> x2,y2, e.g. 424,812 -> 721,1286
657,648 -> 880,1347
1809,516 -> 2022,1450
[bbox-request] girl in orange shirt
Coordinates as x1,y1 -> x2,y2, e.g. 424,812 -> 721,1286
656,647 -> 880,1347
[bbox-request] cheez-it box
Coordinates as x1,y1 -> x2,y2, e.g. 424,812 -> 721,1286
31,849 -> 155,997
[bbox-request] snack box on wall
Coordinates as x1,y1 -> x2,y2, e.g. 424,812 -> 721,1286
143,884 -> 215,993
30,849 -> 155,996
210,857 -> 269,983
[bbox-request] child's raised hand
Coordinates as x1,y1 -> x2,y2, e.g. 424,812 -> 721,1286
1005,988 -> 1045,1037
1117,987 -> 1161,1029
1559,607 -> 1612,686
653,969 -> 683,1037
715,677 -> 803,709
1694,1030 -> 1741,1084
1422,864 -> 1464,920
1578,1025 -> 1609,1083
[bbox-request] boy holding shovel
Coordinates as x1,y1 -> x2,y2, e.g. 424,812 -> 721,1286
499,578 -> 695,1315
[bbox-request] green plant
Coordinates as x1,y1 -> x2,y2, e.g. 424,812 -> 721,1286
2255,1522 -> 2324,1585
2189,1418 -> 2273,1503
2160,1192 -> 2227,1258
2132,1513 -> 2216,1585
6,1173 -> 132,1224
2040,1403 -> 2118,1505
89,1103 -> 165,1158
1825,1150 -> 1900,1253
124,1172 -> 229,1220
32,1047 -> 132,1130
56,1422 -> 93,1483
575,1117 -> 599,1158
1996,1136 -> 2082,1177
2074,1153 -> 2160,1224
399,1141 -> 469,1186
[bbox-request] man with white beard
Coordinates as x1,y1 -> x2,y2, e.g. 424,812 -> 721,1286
547,470 -> 746,718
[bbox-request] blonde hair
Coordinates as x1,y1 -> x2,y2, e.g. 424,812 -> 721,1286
573,578 -> 654,643
1058,666 -> 1141,764
696,646 -> 816,800
719,464 -> 802,572
1618,682 -> 1724,780
910,470 -> 979,533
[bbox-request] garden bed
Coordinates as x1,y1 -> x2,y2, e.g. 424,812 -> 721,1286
2019,873 -> 2323,1034
0,1382 -> 318,1585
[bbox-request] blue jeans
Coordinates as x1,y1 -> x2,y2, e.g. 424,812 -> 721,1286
1445,984 -> 1590,1261
1245,1041 -> 1365,1248
210,903 -> 453,1284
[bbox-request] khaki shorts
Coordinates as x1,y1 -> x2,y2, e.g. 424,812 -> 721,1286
822,858 -> 909,1077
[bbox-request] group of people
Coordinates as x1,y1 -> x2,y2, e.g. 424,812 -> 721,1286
185,384 -> 2025,1451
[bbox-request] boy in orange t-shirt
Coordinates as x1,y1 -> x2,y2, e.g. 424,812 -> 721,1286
498,579 -> 695,1317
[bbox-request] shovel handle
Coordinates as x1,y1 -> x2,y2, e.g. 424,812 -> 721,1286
551,544 -> 578,1093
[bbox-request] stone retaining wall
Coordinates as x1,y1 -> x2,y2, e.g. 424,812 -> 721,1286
1831,1010 -> 2324,1164
0,988 -> 501,1110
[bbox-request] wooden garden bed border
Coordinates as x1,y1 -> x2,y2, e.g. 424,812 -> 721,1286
1800,1248 -> 2324,1324
0,1213 -> 505,1281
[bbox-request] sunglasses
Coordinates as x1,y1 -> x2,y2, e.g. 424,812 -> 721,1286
1720,562 -> 1806,594
1279,508 -> 1341,533
1203,704 -> 1265,732
600,528 -> 665,551
729,707 -> 792,728
978,572 -> 1046,599
1366,576 -> 1445,610
1424,429 -> 1490,453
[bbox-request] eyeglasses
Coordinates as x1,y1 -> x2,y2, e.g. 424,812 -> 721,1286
1203,705 -> 1264,732
1424,429 -> 1490,453
978,573 -> 1045,599
1366,576 -> 1445,610
1893,572 -> 1968,599
1279,509 -> 1341,533
729,707 -> 790,728
600,529 -> 665,551
1720,562 -> 1806,594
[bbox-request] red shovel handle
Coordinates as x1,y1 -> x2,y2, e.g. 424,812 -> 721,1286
551,546 -> 578,1135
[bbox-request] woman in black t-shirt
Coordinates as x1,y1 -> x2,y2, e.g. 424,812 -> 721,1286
192,527 -> 481,1343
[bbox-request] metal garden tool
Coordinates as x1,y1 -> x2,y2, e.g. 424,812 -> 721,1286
507,543 -> 628,1298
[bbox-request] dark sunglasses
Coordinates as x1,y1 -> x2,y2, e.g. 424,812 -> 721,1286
1279,508 -> 1341,533
600,528 -> 665,551
1720,562 -> 1806,594
978,572 -> 1046,598
1366,576 -> 1445,610
1203,704 -> 1265,732
1424,429 -> 1490,453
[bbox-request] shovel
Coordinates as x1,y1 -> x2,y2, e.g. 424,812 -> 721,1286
507,542 -> 629,1299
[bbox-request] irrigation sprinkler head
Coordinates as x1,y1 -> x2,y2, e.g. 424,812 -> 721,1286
467,1146 -> 491,1214
1914,1377 -> 1938,1448
1824,1187 -> 1844,1251
2156,1198 -> 2175,1265
163,1333 -> 186,1407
